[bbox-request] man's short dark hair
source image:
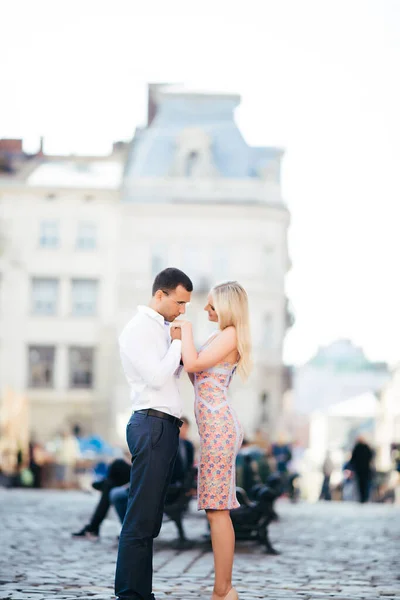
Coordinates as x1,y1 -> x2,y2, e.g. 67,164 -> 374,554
181,416 -> 190,426
152,268 -> 193,296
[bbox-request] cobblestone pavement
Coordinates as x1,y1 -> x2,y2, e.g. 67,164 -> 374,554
0,489 -> 399,600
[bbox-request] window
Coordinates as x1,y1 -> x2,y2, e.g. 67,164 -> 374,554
71,279 -> 98,316
39,220 -> 59,248
69,347 -> 94,388
76,222 -> 97,250
151,243 -> 168,278
185,151 -> 199,177
28,346 -> 55,388
31,278 -> 58,315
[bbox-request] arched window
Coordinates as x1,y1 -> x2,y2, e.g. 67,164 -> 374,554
185,150 -> 199,177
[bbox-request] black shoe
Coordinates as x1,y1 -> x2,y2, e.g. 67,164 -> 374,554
92,479 -> 105,492
270,510 -> 279,522
116,597 -> 156,600
72,526 -> 99,540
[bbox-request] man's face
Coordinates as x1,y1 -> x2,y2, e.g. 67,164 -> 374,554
155,284 -> 192,322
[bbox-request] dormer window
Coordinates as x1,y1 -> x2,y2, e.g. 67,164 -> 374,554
170,127 -> 218,178
185,151 -> 199,177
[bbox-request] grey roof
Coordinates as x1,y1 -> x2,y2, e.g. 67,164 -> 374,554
123,88 -> 283,182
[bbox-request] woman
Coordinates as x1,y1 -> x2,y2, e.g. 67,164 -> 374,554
172,281 -> 252,600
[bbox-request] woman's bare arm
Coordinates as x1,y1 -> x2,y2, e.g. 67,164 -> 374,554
173,322 -> 237,373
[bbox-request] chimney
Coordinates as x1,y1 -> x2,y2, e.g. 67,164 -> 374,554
38,136 -> 44,156
147,83 -> 172,126
147,84 -> 159,126
0,139 -> 23,154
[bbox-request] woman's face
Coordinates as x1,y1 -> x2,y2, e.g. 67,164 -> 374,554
204,294 -> 218,322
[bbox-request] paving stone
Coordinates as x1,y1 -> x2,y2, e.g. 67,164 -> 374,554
0,490 -> 399,599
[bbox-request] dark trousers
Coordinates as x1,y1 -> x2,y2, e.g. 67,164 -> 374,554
319,475 -> 331,500
29,462 -> 42,489
115,412 -> 179,600
355,471 -> 370,503
88,459 -> 131,533
110,486 -> 129,523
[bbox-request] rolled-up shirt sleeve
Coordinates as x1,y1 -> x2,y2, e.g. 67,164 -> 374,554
119,321 -> 182,390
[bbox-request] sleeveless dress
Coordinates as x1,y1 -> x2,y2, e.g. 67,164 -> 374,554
194,333 -> 244,510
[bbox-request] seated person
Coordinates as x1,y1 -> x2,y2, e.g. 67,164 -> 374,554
236,438 -> 272,497
72,456 -> 131,539
72,417 -> 194,538
111,417 -> 194,525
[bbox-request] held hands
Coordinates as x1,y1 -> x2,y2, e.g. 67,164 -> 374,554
170,319 -> 192,341
170,326 -> 182,341
171,319 -> 192,329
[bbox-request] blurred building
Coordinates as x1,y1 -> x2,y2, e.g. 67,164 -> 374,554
293,339 -> 390,414
376,364 -> 400,470
291,339 -> 390,450
309,378 -> 400,470
309,391 -> 379,459
0,85 -> 292,443
115,85 -> 292,441
292,340 -> 392,499
0,144 -> 126,440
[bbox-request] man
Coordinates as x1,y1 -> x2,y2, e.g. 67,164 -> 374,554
236,439 -> 263,495
271,433 -> 292,476
319,452 -> 334,501
72,456 -> 131,540
115,267 -> 192,600
271,433 -> 292,495
53,429 -> 81,489
350,435 -> 374,503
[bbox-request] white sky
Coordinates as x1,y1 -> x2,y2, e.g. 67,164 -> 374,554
1,0 -> 399,366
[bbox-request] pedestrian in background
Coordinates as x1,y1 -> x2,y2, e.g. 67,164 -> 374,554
72,455 -> 131,540
319,452 -> 334,501
350,435 -> 374,503
52,429 -> 81,489
271,433 -> 292,493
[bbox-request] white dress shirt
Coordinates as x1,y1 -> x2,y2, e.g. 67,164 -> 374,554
119,305 -> 183,418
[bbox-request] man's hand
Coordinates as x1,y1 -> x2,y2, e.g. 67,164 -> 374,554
171,320 -> 192,330
170,326 -> 182,341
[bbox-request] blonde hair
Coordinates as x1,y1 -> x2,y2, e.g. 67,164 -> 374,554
211,281 -> 253,381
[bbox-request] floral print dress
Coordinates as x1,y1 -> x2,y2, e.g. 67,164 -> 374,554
194,334 -> 244,510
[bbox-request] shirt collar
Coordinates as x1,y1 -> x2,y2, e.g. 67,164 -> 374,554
137,305 -> 167,329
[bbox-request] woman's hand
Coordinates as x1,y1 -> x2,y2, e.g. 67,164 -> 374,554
171,319 -> 192,330
170,320 -> 191,341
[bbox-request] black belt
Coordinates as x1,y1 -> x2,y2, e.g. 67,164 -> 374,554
135,409 -> 183,428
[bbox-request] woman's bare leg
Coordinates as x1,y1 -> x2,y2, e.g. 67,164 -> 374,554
206,509 -> 235,599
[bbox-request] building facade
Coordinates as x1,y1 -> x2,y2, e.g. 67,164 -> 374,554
0,86 -> 291,445
375,364 -> 400,470
0,149 -> 124,441
293,339 -> 390,416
